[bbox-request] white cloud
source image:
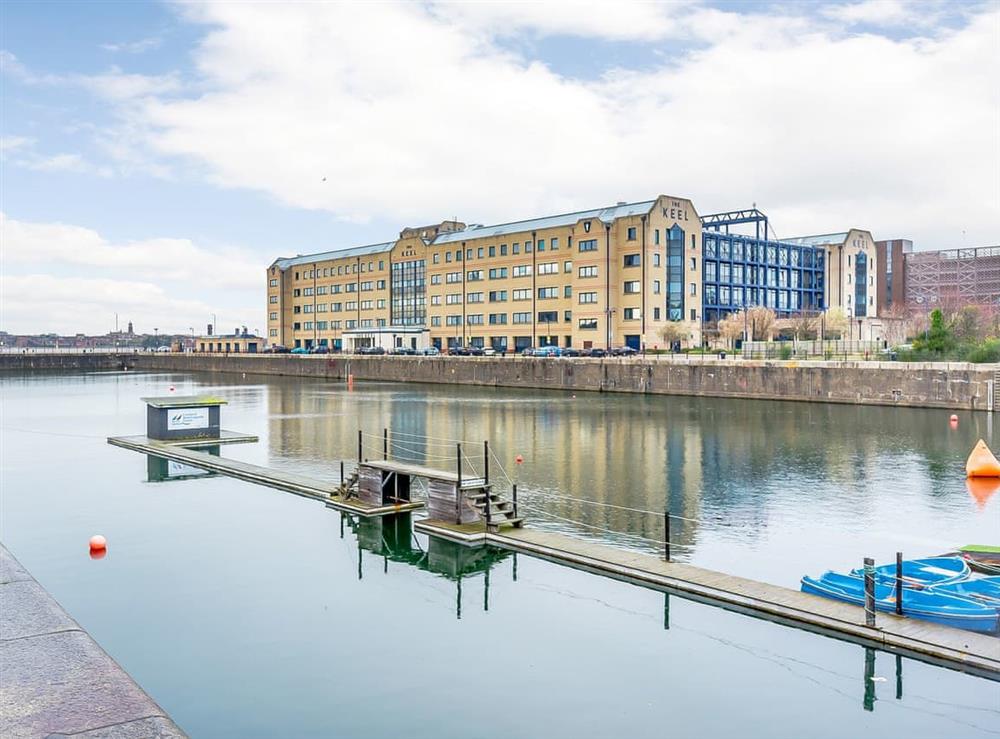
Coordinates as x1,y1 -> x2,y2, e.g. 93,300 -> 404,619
820,0 -> 944,27
100,37 -> 162,54
1,213 -> 260,289
0,273 -> 258,336
122,1 -> 999,248
0,135 -> 34,154
80,66 -> 181,101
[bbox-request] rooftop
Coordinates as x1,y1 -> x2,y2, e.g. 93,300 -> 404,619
431,199 -> 656,245
272,240 -> 395,270
141,395 -> 228,409
782,232 -> 849,246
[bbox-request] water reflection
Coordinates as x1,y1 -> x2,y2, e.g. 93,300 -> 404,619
145,449 -> 220,483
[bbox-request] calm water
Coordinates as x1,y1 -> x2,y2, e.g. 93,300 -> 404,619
2,371 -> 998,738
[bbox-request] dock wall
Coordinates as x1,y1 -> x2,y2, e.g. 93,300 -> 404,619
2,352 -> 996,411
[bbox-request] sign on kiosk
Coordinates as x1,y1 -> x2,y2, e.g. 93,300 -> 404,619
167,407 -> 210,431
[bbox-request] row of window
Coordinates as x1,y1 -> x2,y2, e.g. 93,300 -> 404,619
426,308 -> 655,328
293,319 -> 383,330
292,260 -> 386,280
292,300 -> 389,313
704,261 -> 824,290
703,238 -> 824,269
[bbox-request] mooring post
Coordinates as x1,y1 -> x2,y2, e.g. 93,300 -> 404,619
895,654 -> 903,700
383,428 -> 388,460
664,508 -> 671,562
340,460 -> 344,487
512,482 -> 518,518
863,557 -> 876,628
895,552 -> 903,616
484,440 -> 489,485
358,429 -> 362,464
456,442 -> 463,524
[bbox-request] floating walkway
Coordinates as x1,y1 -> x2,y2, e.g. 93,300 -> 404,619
107,435 -> 422,517
418,519 -> 1000,679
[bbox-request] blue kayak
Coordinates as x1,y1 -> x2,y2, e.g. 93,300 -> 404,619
849,557 -> 970,587
931,576 -> 1000,605
801,571 -> 998,633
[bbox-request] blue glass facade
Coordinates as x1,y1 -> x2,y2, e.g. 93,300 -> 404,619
702,234 -> 826,322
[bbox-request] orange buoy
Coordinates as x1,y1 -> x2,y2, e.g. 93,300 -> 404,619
515,454 -> 524,465
89,535 -> 107,551
966,439 -> 1000,478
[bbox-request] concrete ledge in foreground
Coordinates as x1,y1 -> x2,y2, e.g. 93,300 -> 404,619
0,544 -> 186,739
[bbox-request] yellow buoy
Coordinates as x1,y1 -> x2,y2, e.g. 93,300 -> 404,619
966,439 -> 1000,478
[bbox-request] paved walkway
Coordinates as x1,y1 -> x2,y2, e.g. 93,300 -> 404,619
0,544 -> 186,738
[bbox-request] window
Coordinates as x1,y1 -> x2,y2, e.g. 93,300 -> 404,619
346,301 -> 357,310
654,229 -> 660,245
538,287 -> 558,299
446,272 -> 462,283
513,265 -> 532,277
433,253 -> 440,264
579,265 -> 597,278
489,290 -> 507,302
551,237 -> 559,250
346,283 -> 356,292
537,239 -> 546,251
446,252 -> 452,263
332,284 -> 341,293
431,316 -> 441,326
653,253 -> 661,267
431,295 -> 441,305
653,280 -> 661,294
564,261 -> 572,273
623,308 -> 640,320
512,242 -> 520,254
467,314 -> 484,325
489,313 -> 507,325
525,241 -> 533,253
377,280 -> 386,290
293,322 -> 301,330
583,221 -> 591,233
446,315 -> 462,326
467,292 -> 484,303
623,281 -> 640,294
431,274 -> 441,285
627,227 -> 637,241
466,249 -> 472,260
317,286 -> 327,295
500,244 -> 508,256
563,285 -> 572,298
579,239 -> 597,252
303,304 -> 314,313
269,295 -> 278,304
563,310 -> 572,322
477,247 -> 484,259
269,329 -> 278,337
579,292 -> 598,304
653,307 -> 661,320
269,278 -> 278,287
689,283 -> 697,296
360,281 -> 372,291
579,318 -> 598,330
489,267 -> 508,279
358,300 -> 372,310
624,254 -> 641,267
332,302 -> 343,312
293,289 -> 301,297
538,262 -> 558,275
269,311 -> 277,320
467,270 -> 484,281
537,311 -> 558,323
293,305 -> 301,314
513,288 -> 531,301
489,246 -> 495,257
512,312 -> 531,324
446,294 -> 462,305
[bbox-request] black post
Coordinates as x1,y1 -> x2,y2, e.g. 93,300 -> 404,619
358,429 -> 362,463
663,592 -> 670,630
512,482 -> 518,518
340,460 -> 344,487
895,552 -> 903,615
664,508 -> 671,562
383,428 -> 388,460
456,443 -> 462,524
864,557 -> 876,628
863,647 -> 876,712
895,654 -> 903,700
484,568 -> 490,612
484,440 -> 489,485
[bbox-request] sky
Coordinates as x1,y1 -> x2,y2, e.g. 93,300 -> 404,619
1,0 -> 997,336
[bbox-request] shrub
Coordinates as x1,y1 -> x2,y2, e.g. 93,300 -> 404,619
966,339 -> 1000,364
779,344 -> 793,360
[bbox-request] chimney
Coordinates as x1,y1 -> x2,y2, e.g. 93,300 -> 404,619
207,324 -> 213,336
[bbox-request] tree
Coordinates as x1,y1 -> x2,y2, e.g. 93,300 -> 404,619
718,311 -> 745,348
881,304 -> 910,346
913,308 -> 956,353
657,322 -> 687,351
951,305 -> 986,343
823,307 -> 848,339
745,305 -> 777,341
789,312 -> 817,340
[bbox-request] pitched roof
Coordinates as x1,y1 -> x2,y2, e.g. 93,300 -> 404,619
272,241 -> 396,269
782,232 -> 849,247
430,200 -> 656,245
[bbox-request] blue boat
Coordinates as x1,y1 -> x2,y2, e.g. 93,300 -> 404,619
849,556 -> 970,587
931,576 -> 1000,605
801,572 -> 998,633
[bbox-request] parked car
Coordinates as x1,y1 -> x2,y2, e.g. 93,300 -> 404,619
358,346 -> 386,355
421,347 -> 441,356
583,347 -> 607,358
448,346 -> 470,356
562,347 -> 582,357
469,346 -> 485,356
482,347 -> 497,357
610,346 -> 639,357
533,346 -> 562,357
391,346 -> 416,355
266,344 -> 290,354
520,346 -> 535,357
309,345 -> 330,354
290,346 -> 310,355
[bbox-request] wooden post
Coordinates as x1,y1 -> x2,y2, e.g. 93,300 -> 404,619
357,429 -> 362,463
484,440 -> 489,485
512,483 -> 518,518
383,428 -> 388,460
863,557 -> 876,628
664,508 -> 671,562
340,461 -> 344,490
455,443 -> 462,524
895,552 -> 903,615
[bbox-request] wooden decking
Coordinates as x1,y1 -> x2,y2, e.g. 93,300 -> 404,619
361,458 -> 486,488
108,435 -> 422,517
416,518 -> 1000,679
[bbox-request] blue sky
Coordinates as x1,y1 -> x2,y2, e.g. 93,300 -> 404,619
2,0 -> 997,335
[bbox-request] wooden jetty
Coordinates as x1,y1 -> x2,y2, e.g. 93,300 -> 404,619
414,519 -> 1000,679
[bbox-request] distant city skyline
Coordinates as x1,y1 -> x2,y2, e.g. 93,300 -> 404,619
2,0 -> 997,334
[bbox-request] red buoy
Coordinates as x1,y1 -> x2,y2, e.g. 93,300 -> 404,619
515,454 -> 524,465
89,535 -> 107,552
89,548 -> 107,560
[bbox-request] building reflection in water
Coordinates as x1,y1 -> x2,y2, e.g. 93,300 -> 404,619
146,448 -> 220,483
